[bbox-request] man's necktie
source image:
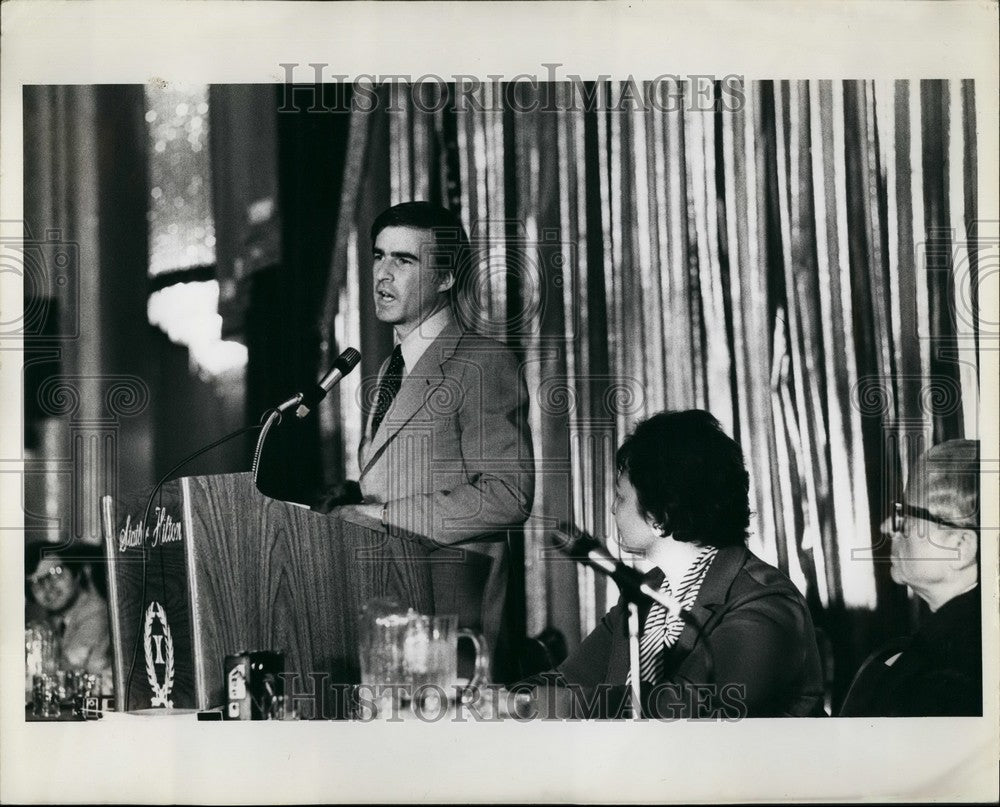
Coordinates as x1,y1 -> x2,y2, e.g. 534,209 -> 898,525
370,345 -> 405,439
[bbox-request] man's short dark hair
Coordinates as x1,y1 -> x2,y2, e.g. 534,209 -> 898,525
615,410 -> 751,548
370,201 -> 472,300
25,541 -> 90,578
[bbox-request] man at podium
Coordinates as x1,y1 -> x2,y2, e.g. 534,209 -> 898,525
336,202 -> 535,679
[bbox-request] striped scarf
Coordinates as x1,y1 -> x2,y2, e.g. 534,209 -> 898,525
628,546 -> 718,687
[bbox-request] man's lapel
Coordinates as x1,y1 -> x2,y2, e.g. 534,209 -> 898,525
358,354 -> 389,472
359,321 -> 464,478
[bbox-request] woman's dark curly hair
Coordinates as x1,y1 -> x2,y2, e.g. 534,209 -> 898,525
615,410 -> 751,548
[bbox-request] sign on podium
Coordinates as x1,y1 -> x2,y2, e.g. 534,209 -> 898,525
102,472 -> 433,713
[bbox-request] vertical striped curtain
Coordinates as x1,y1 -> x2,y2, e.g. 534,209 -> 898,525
322,79 -> 979,672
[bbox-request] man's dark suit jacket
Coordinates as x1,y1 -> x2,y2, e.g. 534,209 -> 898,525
839,587 -> 982,717
551,545 -> 826,718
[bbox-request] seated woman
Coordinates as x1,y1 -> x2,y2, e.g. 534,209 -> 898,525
25,540 -> 113,695
534,410 -> 825,718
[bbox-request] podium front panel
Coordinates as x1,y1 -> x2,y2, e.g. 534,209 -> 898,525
104,472 -> 433,712
103,482 -> 198,711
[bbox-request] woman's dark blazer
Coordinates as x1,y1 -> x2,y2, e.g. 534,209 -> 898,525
555,545 -> 827,718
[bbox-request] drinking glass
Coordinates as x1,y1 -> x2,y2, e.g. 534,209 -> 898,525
358,601 -> 489,715
25,623 -> 58,701
32,673 -> 61,718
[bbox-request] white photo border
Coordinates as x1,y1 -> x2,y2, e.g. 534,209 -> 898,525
1,1 -> 997,803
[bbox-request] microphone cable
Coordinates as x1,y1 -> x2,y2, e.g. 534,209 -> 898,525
122,414 -> 274,712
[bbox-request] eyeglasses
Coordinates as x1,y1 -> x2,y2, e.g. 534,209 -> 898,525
892,502 -> 969,533
28,564 -> 67,589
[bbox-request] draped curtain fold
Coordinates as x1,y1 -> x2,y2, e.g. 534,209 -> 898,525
22,86 -> 157,546
320,79 -> 978,696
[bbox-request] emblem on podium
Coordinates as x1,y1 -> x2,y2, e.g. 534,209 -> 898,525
143,601 -> 175,708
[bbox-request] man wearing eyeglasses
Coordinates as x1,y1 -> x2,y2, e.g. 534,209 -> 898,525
25,541 -> 113,695
840,439 -> 982,716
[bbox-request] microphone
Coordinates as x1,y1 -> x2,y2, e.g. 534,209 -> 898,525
295,348 -> 361,418
551,523 -> 685,618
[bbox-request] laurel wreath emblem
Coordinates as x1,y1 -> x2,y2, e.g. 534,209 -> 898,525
143,601 -> 175,708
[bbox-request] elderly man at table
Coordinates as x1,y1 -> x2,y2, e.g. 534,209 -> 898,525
840,439 -> 982,716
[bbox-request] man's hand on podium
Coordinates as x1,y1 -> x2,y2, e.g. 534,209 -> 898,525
311,480 -> 363,513
336,502 -> 384,532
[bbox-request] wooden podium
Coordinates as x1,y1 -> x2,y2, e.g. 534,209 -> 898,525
102,472 -> 433,712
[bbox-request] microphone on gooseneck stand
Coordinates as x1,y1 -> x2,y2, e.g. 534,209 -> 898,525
251,348 -> 361,486
294,348 -> 361,419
